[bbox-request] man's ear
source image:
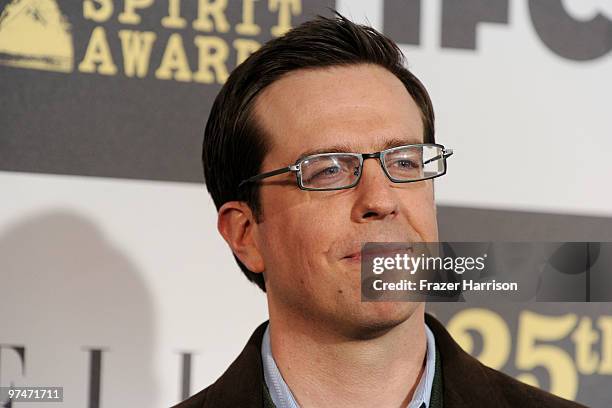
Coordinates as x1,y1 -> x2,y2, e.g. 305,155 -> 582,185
217,201 -> 265,273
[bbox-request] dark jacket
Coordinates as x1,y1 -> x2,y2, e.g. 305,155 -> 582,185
172,313 -> 586,408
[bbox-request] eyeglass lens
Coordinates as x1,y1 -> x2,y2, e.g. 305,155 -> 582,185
300,145 -> 445,190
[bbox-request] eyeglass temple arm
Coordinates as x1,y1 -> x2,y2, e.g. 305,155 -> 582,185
238,164 -> 299,188
423,148 -> 454,165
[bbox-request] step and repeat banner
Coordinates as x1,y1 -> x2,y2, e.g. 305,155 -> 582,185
1,0 -> 611,407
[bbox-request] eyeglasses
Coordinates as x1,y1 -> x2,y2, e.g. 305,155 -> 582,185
238,143 -> 454,191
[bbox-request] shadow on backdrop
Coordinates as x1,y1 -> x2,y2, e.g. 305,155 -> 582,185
0,210 -> 158,407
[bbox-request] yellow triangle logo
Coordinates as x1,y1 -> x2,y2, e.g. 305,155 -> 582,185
0,0 -> 73,72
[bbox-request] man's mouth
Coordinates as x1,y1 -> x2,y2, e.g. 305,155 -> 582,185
343,252 -> 362,262
342,245 -> 414,262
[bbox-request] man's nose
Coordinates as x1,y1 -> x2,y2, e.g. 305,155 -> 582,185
350,158 -> 400,222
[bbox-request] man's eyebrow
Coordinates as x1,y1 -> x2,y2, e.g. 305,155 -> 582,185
380,137 -> 422,150
295,144 -> 355,162
295,137 -> 422,162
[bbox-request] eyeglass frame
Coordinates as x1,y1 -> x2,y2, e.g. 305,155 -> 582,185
237,143 -> 454,192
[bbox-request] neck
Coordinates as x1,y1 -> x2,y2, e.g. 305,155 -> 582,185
267,303 -> 428,408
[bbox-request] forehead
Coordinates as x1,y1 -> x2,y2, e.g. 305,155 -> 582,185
253,64 -> 425,165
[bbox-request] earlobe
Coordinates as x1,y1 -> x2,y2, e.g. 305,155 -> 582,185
217,201 -> 265,273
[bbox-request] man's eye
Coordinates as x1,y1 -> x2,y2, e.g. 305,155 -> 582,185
393,159 -> 420,169
312,166 -> 341,179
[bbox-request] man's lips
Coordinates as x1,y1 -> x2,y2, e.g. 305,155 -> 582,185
343,252 -> 362,262
342,246 -> 413,262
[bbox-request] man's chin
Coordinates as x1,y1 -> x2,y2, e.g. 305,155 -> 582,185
342,301 -> 422,340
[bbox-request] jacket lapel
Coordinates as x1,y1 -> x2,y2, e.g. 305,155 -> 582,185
202,322 -> 269,408
425,313 -> 509,408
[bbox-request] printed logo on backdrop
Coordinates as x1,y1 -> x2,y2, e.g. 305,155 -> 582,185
0,0 -> 73,72
384,0 -> 611,61
426,305 -> 612,404
0,0 -> 308,83
1,0 -> 609,81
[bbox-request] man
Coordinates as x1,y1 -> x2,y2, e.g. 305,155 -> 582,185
174,14 -> 584,408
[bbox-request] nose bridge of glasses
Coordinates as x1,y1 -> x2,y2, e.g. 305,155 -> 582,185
361,152 -> 381,160
360,152 -> 384,172
356,151 -> 392,183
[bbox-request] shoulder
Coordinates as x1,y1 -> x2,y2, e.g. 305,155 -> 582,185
170,387 -> 211,408
168,321 -> 269,408
480,363 -> 586,407
170,387 -> 210,408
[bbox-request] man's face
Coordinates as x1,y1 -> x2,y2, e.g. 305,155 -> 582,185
252,64 -> 438,336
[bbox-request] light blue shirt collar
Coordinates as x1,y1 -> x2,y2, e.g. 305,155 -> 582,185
261,322 -> 436,408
